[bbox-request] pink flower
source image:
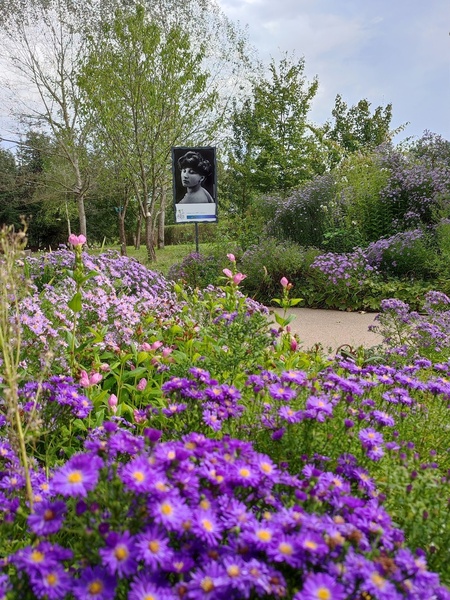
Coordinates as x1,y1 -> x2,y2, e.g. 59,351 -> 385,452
227,253 -> 235,262
79,370 -> 102,387
290,337 -> 299,352
108,394 -> 118,413
68,234 -> 86,247
137,378 -> 147,392
223,268 -> 233,278
89,372 -> 102,385
233,273 -> 247,285
79,370 -> 90,388
280,277 -> 289,288
133,409 -> 147,424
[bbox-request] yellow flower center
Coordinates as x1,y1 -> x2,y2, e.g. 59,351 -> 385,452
114,545 -> 128,561
160,502 -> 173,516
256,529 -> 272,542
44,509 -> 55,521
200,577 -> 214,592
371,573 -> 386,589
317,587 -> 331,600
88,580 -> 103,594
133,471 -> 145,482
227,565 -> 240,577
279,542 -> 293,555
45,573 -> 58,586
201,519 -> 214,532
68,471 -> 83,484
200,499 -> 210,510
304,540 -> 318,550
155,481 -> 169,492
260,462 -> 272,473
148,540 -> 160,553
31,551 -> 44,563
239,468 -> 250,478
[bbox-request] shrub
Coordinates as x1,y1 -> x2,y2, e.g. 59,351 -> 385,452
259,174 -> 336,248
370,291 -> 450,362
363,229 -> 436,279
240,238 -> 319,304
167,252 -> 221,288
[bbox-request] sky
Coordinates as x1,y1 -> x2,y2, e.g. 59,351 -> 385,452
218,0 -> 450,144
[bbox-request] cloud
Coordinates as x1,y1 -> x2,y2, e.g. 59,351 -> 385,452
218,0 -> 450,141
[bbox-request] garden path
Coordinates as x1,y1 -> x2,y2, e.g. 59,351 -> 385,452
270,307 -> 383,352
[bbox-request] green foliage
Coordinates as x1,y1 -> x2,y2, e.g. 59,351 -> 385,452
167,252 -> 221,288
224,55 -> 323,210
259,174 -> 337,248
323,94 -> 394,158
239,237 -> 319,304
333,150 -> 391,244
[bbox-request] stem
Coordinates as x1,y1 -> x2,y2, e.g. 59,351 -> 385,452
14,401 -> 34,508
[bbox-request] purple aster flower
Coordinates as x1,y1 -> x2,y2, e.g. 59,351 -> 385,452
278,406 -> 303,423
29,564 -> 72,600
99,531 -> 137,577
129,574 -> 172,600
134,526 -> 173,568
150,494 -> 191,531
267,535 -> 302,568
27,499 -> 67,535
13,542 -> 73,571
280,370 -> 308,385
221,556 -> 253,596
370,410 -> 395,427
72,565 -> 116,600
298,531 -> 329,558
119,455 -> 154,493
268,383 -> 297,402
162,403 -> 187,416
185,562 -> 227,599
366,445 -> 385,461
359,428 -> 384,448
0,573 -> 11,598
296,572 -> 345,600
202,409 -> 223,431
191,511 -> 224,546
51,453 -> 102,497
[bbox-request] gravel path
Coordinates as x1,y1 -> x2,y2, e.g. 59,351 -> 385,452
270,307 -> 383,352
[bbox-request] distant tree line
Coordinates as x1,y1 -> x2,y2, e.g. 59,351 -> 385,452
0,0 -> 411,255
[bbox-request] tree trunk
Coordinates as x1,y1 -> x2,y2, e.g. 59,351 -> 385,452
157,207 -> 165,249
145,213 -> 157,262
118,213 -> 127,256
135,214 -> 142,250
77,192 -> 87,238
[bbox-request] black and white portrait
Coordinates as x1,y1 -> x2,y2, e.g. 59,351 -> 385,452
172,147 -> 217,223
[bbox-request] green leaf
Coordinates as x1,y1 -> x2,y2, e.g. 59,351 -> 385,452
68,291 -> 82,313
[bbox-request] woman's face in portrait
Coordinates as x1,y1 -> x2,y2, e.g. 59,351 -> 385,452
181,167 -> 204,188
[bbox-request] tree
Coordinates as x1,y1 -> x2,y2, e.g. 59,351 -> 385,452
224,55 -> 322,210
0,0 -> 98,238
78,5 -> 221,261
0,148 -> 19,227
321,95 -> 395,166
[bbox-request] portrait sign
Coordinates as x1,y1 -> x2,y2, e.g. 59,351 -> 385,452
172,146 -> 217,224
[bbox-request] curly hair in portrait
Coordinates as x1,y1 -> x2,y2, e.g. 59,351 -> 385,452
177,151 -> 212,177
